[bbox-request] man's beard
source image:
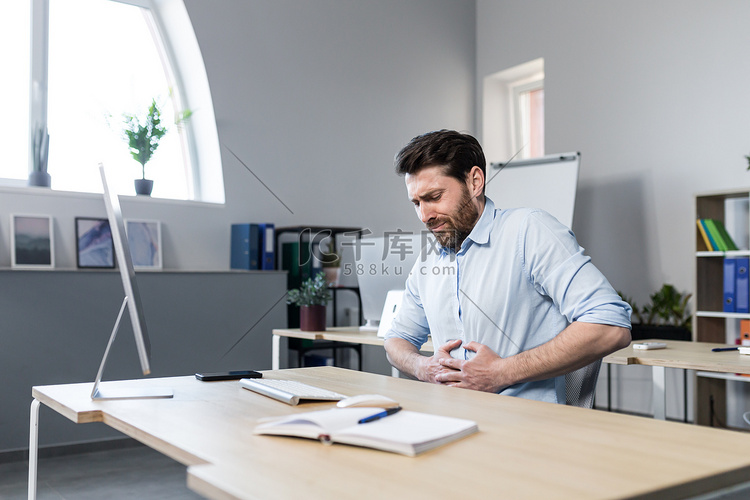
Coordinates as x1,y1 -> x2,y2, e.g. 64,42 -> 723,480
427,189 -> 479,252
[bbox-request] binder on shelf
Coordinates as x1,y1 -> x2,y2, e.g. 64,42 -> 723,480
724,258 -> 737,312
259,223 -> 275,270
703,219 -> 727,251
736,257 -> 749,314
697,219 -> 714,251
310,240 -> 324,274
231,223 -> 260,270
741,319 -> 750,346
282,241 -> 314,286
701,218 -> 739,252
282,241 -> 313,328
713,219 -> 739,251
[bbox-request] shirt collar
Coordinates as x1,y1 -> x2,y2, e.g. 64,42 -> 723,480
465,196 -> 495,247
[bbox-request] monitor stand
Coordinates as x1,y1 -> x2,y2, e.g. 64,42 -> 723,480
90,296 -> 173,400
359,319 -> 379,332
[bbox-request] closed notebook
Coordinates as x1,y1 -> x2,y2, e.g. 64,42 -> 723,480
254,407 -> 478,457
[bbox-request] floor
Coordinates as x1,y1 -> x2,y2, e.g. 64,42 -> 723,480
0,444 -> 203,499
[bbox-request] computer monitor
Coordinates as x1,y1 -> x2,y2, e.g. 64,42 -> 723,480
90,165 -> 172,400
355,233 -> 424,330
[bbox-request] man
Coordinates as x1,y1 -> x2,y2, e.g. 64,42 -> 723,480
383,130 -> 631,403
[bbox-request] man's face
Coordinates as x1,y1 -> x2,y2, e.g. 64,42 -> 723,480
405,165 -> 479,251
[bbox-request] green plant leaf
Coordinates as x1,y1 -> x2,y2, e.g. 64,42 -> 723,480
286,272 -> 331,307
621,284 -> 692,330
121,97 -> 188,178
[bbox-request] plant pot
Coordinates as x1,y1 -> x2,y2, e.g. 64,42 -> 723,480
134,178 -> 154,196
323,267 -> 341,287
28,171 -> 51,187
300,305 -> 326,332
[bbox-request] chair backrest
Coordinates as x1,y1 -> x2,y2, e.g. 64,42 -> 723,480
565,359 -> 602,408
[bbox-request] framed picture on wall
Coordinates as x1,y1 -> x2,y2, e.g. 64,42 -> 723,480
75,217 -> 115,269
10,214 -> 54,269
125,219 -> 162,270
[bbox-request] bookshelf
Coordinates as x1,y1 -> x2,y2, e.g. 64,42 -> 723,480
695,189 -> 750,426
275,226 -> 364,368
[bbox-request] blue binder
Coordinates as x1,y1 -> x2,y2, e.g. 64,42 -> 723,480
258,223 -> 275,270
231,224 -> 260,270
736,257 -> 749,314
724,258 -> 737,312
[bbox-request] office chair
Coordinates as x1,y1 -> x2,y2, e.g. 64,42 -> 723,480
565,359 -> 602,408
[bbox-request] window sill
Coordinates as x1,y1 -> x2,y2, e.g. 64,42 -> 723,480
0,267 -> 285,274
0,183 -> 224,207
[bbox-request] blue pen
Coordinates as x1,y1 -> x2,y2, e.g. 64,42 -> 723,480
712,347 -> 739,352
358,407 -> 402,424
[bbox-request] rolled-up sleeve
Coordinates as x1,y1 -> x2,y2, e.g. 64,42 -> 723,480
521,211 -> 632,330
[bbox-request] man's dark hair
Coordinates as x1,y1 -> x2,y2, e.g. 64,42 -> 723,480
395,130 -> 486,191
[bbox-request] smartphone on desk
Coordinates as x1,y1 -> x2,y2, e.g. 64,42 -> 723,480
195,370 -> 262,381
633,342 -> 667,350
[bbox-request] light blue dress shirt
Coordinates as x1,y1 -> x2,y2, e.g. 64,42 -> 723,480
385,197 -> 632,403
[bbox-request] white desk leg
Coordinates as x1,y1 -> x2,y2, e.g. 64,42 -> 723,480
28,398 -> 41,500
272,334 -> 280,371
652,366 -> 666,420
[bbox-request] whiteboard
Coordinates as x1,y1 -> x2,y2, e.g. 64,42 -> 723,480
485,152 -> 580,228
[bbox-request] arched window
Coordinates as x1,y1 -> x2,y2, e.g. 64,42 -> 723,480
0,1 -> 32,186
1,0 -> 224,203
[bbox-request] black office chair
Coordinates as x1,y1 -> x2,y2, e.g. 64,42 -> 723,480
565,360 -> 602,408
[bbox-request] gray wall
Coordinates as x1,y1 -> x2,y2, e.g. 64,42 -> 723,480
477,0 -> 750,419
2,271 -> 286,453
189,0 -> 476,239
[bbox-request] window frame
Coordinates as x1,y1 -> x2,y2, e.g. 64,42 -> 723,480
481,58 -> 545,165
18,0 -> 224,203
511,78 -> 544,160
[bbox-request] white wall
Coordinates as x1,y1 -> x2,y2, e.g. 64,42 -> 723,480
477,0 -> 750,419
0,0 -> 476,270
477,0 -> 750,303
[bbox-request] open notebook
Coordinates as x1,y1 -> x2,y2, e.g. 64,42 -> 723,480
254,407 -> 478,456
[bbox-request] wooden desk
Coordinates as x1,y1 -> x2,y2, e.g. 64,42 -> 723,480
603,339 -> 750,421
276,334 -> 750,423
272,327 -> 435,374
29,367 -> 750,499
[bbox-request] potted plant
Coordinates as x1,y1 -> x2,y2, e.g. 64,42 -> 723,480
320,238 -> 342,287
122,98 -> 190,196
619,284 -> 692,341
28,124 -> 50,187
287,272 -> 331,331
